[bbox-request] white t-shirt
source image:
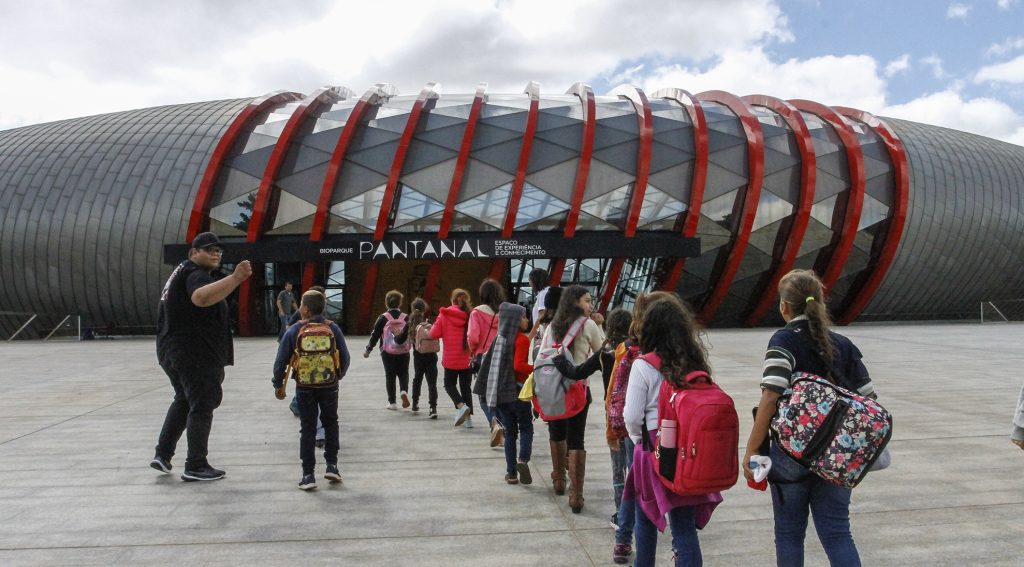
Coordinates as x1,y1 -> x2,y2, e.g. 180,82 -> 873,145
622,359 -> 663,444
532,286 -> 549,326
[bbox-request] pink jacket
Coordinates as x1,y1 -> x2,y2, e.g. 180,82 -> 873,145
430,305 -> 471,370
467,305 -> 500,357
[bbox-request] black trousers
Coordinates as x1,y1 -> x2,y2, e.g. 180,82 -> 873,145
155,361 -> 224,469
412,351 -> 439,409
546,390 -> 592,450
443,367 -> 473,412
296,386 -> 339,475
381,352 -> 410,404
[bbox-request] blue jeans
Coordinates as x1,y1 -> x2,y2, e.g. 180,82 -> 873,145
278,314 -> 290,339
494,401 -> 534,473
478,393 -> 495,425
633,503 -> 701,567
769,444 -> 861,567
614,437 -> 636,545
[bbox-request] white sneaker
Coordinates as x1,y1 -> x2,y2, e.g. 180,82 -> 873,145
464,417 -> 474,429
386,402 -> 398,410
453,405 -> 471,426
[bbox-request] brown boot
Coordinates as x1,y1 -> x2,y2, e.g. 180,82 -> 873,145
568,449 -> 586,513
549,440 -> 567,495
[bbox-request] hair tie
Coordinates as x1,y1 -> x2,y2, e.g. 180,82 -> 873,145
805,296 -> 815,304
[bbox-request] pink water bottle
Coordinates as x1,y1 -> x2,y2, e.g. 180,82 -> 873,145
660,419 -> 677,448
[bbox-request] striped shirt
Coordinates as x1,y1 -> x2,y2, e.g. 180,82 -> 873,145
761,316 -> 874,396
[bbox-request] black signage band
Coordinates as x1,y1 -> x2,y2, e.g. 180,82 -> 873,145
164,231 -> 700,264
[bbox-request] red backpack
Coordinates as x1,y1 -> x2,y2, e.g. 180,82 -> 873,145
647,354 -> 739,496
607,343 -> 640,439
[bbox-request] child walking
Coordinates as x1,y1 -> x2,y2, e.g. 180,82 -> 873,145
408,298 -> 440,418
273,290 -> 350,490
364,290 -> 412,410
430,288 -> 474,426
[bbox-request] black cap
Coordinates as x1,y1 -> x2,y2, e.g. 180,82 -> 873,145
191,232 -> 222,249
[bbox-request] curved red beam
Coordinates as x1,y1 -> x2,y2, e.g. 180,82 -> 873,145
425,83 -> 488,305
789,99 -> 865,293
375,82 -> 440,240
694,90 -> 765,324
492,82 -> 541,280
832,107 -> 909,325
548,82 -> 597,286
239,86 -> 349,335
741,95 -> 817,326
186,90 -> 303,241
649,88 -> 709,292
597,86 -> 654,312
500,81 -> 542,238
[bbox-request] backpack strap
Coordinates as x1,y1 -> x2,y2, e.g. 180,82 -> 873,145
685,370 -> 712,385
561,316 -> 588,349
383,312 -> 395,323
639,351 -> 661,369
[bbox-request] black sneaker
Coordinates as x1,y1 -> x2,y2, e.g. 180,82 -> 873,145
181,465 -> 225,482
429,407 -> 437,419
150,455 -> 172,474
324,464 -> 342,483
412,403 -> 420,413
298,474 -> 317,490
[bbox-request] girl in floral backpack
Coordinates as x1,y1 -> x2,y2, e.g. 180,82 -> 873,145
742,269 -> 877,567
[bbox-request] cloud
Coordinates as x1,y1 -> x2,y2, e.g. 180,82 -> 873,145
997,0 -> 1017,10
986,36 -> 1024,57
921,55 -> 948,79
975,54 -> 1024,83
0,0 -> 793,130
634,47 -> 887,111
947,3 -> 971,18
882,90 -> 1024,146
884,54 -> 912,77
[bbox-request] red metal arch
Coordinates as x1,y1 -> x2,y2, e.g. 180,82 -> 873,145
741,95 -> 817,326
296,84 -> 397,330
548,82 -> 596,286
375,82 -> 441,239
788,99 -> 865,293
650,88 -> 709,292
598,86 -> 654,312
424,83 -> 488,306
694,90 -> 766,324
832,107 -> 909,325
186,90 -> 303,242
239,86 -> 351,335
491,81 -> 541,281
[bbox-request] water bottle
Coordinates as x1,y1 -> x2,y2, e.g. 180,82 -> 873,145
658,419 -> 678,480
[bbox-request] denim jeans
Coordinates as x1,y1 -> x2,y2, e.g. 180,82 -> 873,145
494,401 -> 534,473
155,361 -> 224,470
614,437 -> 636,545
633,503 -> 701,567
278,314 -> 290,339
478,393 -> 495,425
296,386 -> 339,475
769,444 -> 861,567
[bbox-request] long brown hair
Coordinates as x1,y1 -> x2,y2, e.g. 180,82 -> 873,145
639,298 -> 710,388
778,269 -> 835,368
551,285 -> 589,341
409,297 -> 429,331
451,288 -> 472,351
629,291 -> 678,344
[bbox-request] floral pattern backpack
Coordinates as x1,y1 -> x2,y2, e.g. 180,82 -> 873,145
771,371 -> 892,488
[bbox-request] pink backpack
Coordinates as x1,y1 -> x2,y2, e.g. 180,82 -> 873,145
607,343 -> 640,439
414,321 -> 440,354
648,354 -> 739,496
382,313 -> 411,355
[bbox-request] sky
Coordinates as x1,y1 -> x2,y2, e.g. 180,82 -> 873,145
1,0 -> 1022,145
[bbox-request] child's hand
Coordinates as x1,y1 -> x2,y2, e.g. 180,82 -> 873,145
275,386 -> 286,400
362,349 -> 371,359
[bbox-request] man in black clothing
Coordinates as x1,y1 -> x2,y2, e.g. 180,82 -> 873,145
152,232 -> 252,481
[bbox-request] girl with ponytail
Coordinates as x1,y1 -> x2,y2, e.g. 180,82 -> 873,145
430,289 -> 475,426
742,269 -> 877,566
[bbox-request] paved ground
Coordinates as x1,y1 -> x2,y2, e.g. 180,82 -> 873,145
1,323 -> 1023,566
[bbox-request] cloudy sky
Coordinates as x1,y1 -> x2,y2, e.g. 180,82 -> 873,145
1,0 -> 1022,145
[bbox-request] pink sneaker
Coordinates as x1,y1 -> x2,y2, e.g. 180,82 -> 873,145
612,543 -> 631,564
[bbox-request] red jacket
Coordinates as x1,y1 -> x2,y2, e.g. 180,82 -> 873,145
430,305 -> 471,370
513,332 -> 533,384
468,306 -> 500,357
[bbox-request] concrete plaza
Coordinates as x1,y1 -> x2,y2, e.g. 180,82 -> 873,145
1,323 -> 1023,566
